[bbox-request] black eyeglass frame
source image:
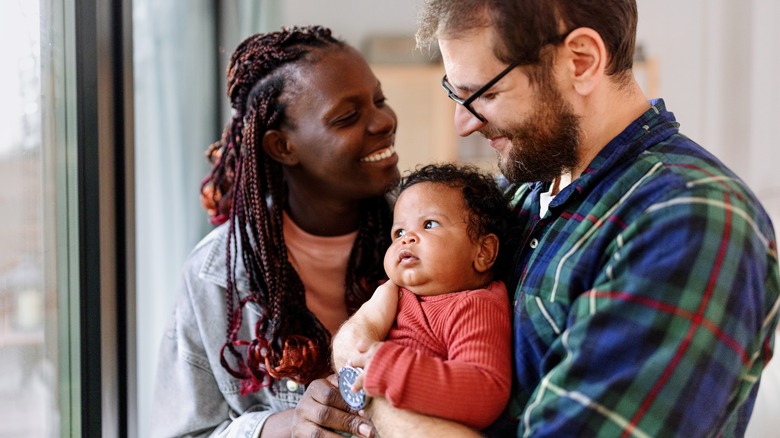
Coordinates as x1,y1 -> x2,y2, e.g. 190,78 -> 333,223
441,30 -> 575,122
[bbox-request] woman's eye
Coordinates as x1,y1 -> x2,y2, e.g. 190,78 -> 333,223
424,220 -> 440,229
393,228 -> 407,239
375,96 -> 387,107
335,112 -> 358,125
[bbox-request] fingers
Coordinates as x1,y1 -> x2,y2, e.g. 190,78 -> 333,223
350,371 -> 366,393
350,340 -> 383,372
293,377 -> 375,438
348,351 -> 367,368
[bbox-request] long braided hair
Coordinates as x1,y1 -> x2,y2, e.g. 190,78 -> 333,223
200,26 -> 393,395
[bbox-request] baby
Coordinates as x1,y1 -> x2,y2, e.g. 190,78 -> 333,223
338,163 -> 513,429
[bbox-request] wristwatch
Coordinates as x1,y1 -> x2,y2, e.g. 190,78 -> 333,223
338,365 -> 369,410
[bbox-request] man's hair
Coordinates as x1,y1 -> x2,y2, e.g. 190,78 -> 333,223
399,163 -> 513,274
417,0 -> 637,83
201,26 -> 392,394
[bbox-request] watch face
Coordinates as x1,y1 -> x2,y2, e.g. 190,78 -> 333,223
338,366 -> 367,410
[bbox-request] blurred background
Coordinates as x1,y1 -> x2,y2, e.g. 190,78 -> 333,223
0,0 -> 778,436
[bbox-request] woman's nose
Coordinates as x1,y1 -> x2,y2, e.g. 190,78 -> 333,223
453,104 -> 486,137
368,105 -> 397,135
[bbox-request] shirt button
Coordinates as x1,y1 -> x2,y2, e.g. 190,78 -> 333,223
529,238 -> 539,249
286,380 -> 299,392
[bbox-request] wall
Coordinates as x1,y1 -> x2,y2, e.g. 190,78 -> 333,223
279,0 -> 419,48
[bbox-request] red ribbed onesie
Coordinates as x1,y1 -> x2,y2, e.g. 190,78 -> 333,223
363,280 -> 512,429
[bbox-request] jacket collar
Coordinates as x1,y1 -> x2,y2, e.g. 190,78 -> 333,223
199,222 -> 252,293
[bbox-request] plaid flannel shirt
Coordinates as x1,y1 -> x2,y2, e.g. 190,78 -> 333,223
507,99 -> 780,437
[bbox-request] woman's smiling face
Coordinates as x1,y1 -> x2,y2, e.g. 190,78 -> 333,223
278,45 -> 401,202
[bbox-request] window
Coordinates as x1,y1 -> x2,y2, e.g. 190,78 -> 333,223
0,0 -> 132,435
0,1 -> 60,435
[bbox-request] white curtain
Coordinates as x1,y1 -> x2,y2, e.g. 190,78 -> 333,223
133,1 -> 216,435
133,1 -> 281,435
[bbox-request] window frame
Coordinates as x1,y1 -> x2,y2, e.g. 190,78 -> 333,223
55,0 -> 135,435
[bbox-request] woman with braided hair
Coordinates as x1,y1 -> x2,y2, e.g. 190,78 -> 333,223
152,26 -> 399,437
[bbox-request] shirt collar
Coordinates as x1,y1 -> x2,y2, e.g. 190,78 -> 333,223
544,98 -> 679,209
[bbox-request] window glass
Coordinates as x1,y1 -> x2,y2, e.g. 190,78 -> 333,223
0,0 -> 61,435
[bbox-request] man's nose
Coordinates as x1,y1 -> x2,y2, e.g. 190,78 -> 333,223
453,104 -> 486,137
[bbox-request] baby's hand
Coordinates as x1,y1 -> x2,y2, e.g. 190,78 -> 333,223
347,340 -> 385,393
332,282 -> 398,371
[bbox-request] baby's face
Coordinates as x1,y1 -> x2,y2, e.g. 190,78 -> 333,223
384,182 -> 489,296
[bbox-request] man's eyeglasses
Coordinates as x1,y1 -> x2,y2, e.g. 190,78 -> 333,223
440,30 -> 575,122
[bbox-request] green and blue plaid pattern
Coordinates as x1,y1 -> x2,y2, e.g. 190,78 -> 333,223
506,100 -> 779,437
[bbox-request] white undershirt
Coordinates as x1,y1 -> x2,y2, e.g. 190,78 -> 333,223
540,190 -> 555,218
540,173 -> 572,217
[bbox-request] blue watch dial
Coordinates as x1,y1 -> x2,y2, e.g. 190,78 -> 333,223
338,366 -> 368,410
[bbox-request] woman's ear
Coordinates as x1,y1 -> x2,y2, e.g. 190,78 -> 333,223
474,234 -> 499,273
561,27 -> 606,96
262,129 -> 299,165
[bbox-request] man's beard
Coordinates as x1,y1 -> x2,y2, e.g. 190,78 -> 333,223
489,83 -> 580,185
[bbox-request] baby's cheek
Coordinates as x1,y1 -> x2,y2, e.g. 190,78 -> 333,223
383,246 -> 396,279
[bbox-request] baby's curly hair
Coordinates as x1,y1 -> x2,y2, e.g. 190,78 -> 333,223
399,163 -> 514,274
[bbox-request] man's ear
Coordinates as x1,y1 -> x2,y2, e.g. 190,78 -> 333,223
262,129 -> 298,165
474,234 -> 499,273
561,27 -> 606,96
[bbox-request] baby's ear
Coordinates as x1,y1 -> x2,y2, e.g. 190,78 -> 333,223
474,234 -> 499,273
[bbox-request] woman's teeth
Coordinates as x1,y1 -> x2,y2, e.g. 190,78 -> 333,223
360,146 -> 395,162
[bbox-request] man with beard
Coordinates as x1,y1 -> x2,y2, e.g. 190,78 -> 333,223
332,1 -> 780,437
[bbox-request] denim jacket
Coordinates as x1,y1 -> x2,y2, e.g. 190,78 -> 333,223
152,224 -> 307,437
